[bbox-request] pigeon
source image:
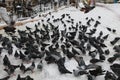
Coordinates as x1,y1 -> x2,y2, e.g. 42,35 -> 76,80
20,63 -> 26,73
72,47 -> 80,55
86,17 -> 88,20
100,39 -> 104,43
0,76 -> 10,80
87,74 -> 94,80
37,60 -> 43,71
103,34 -> 109,40
63,24 -> 66,27
96,46 -> 104,55
61,14 -> 65,19
57,63 -> 72,74
38,22 -> 40,25
47,18 -> 50,22
17,74 -> 32,80
56,57 -> 65,66
113,53 -> 120,59
4,27 -> 16,33
98,16 -> 101,19
99,54 -> 106,61
94,21 -> 101,27
60,36 -> 64,42
57,57 -> 72,74
4,65 -> 15,76
19,51 -> 31,62
89,66 -> 105,77
74,56 -> 86,69
66,20 -> 71,23
4,64 -> 19,76
68,16 -> 71,19
10,64 -> 20,70
104,49 -> 110,55
87,19 -> 91,26
73,68 -> 88,77
99,31 -> 103,36
66,14 -> 70,16
65,49 -> 74,59
14,50 -> 19,58
52,15 -> 54,18
86,43 -> 91,51
69,40 -> 79,46
113,45 -> 120,53
107,57 -> 116,63
19,51 -> 26,60
1,37 -> 9,47
88,50 -> 97,58
26,26 -> 32,30
7,47 -> 13,55
112,29 -> 116,33
73,69 -> 80,77
110,63 -> 120,76
86,64 -> 101,70
3,55 -> 11,67
106,27 -> 111,31
24,62 -> 35,73
76,46 -> 86,55
16,74 -> 21,80
105,71 -> 117,80
55,42 -> 59,49
45,53 -> 56,64
90,18 -> 94,21
63,42 -> 71,48
90,58 -> 103,64
110,37 -> 120,45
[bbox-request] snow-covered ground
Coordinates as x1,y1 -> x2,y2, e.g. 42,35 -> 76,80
0,3 -> 120,80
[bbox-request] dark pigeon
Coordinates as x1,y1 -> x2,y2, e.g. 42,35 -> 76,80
105,71 -> 117,80
73,68 -> 88,77
14,50 -> 19,58
106,27 -> 111,31
3,55 -> 11,67
104,49 -> 110,55
89,66 -> 105,77
4,27 -> 16,33
94,21 -> 101,27
107,57 -> 116,63
110,37 -> 120,45
37,60 -> 43,71
24,62 -> 35,73
90,58 -> 103,64
57,57 -> 72,74
87,74 -> 94,80
20,63 -> 26,73
110,63 -> 120,76
103,34 -> 109,40
112,29 -> 116,33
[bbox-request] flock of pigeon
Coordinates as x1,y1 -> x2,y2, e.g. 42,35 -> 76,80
0,11 -> 120,80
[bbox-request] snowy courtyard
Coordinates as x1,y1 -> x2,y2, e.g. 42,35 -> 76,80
0,3 -> 120,80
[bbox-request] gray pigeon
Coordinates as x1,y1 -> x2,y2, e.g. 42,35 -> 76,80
37,60 -> 43,71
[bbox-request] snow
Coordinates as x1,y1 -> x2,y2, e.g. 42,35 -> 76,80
0,3 -> 120,80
